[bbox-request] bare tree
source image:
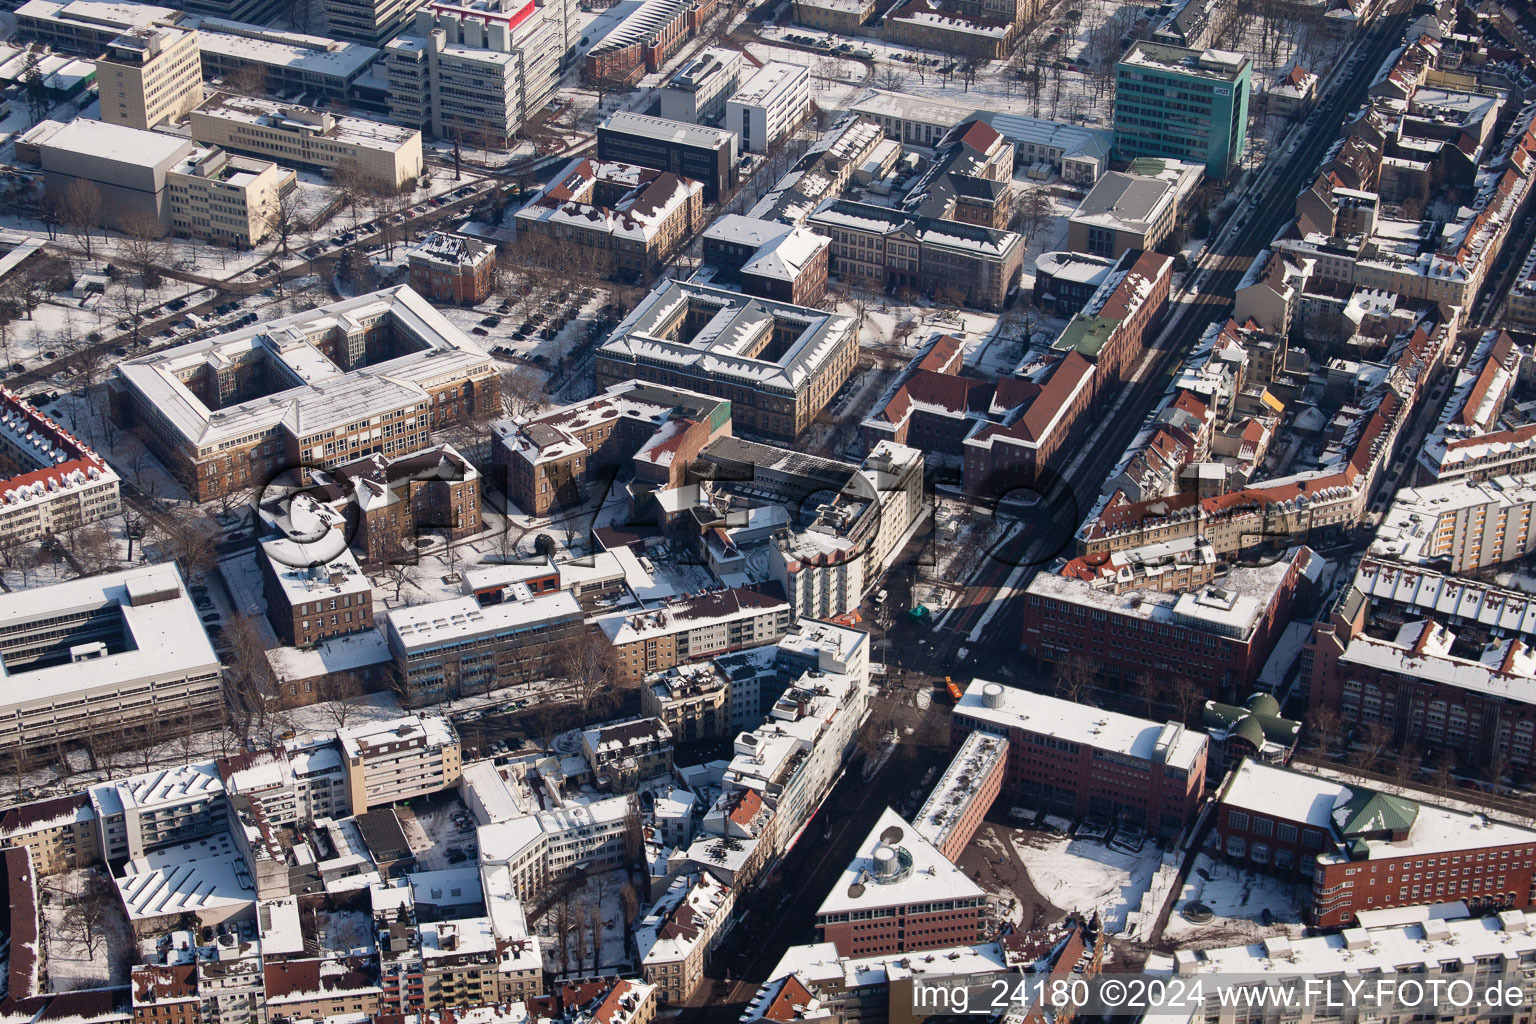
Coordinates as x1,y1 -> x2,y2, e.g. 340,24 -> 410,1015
588,891 -> 605,972
553,630 -> 619,715
877,66 -> 908,92
266,187 -> 307,262
1051,656 -> 1096,705
1168,677 -> 1205,724
379,562 -> 421,602
57,179 -> 104,260
223,62 -> 270,98
75,870 -> 121,961
315,671 -> 369,728
150,504 -> 216,578
118,210 -> 172,289
500,363 -> 546,419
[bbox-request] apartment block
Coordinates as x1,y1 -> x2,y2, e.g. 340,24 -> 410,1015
600,584 -> 793,685
636,871 -> 735,1004
952,681 -> 1207,837
641,662 -> 733,743
0,386 -> 120,547
96,24 -> 202,131
515,158 -> 706,281
384,593 -> 584,704
492,380 -> 730,517
1370,473 -> 1536,573
339,715 -> 462,813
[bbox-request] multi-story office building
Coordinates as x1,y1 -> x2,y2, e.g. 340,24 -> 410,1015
259,529 -> 374,647
1033,251 -> 1117,313
515,159 -> 706,281
593,281 -> 857,443
384,593 -> 584,704
0,387 -> 120,547
338,715 -> 462,813
597,112 -> 739,202
911,731 -> 1007,863
815,807 -> 986,957
952,681 -> 1208,837
0,563 -> 223,756
15,0 -> 177,54
191,93 -> 425,190
600,584 -> 794,684
1114,41 -> 1251,178
789,0 -> 872,32
166,145 -> 294,247
193,21 -> 381,101
96,24 -> 202,131
882,0 -> 1013,59
492,380 -> 731,517
724,61 -> 809,154
1022,546 -> 1316,700
406,232 -> 497,304
385,0 -> 558,146
17,116 -> 195,228
1067,160 -> 1203,258
109,286 -> 500,501
1217,759 -> 1536,926
636,871 -> 735,1005
659,46 -> 745,124
323,0 -> 419,45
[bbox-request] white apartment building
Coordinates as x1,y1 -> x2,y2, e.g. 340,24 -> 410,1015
166,145 -> 294,246
89,762 -> 227,862
725,60 -> 810,154
476,790 -> 635,902
1371,472 -> 1536,573
190,93 -> 424,190
384,0 -> 558,145
660,46 -> 745,124
338,715 -> 463,813
96,24 -> 202,131
0,563 -> 222,755
773,441 -> 925,621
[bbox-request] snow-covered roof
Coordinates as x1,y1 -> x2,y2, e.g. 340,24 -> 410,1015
955,681 -> 1206,773
818,808 -> 983,917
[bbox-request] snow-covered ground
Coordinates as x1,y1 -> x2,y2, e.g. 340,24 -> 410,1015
1161,853 -> 1308,945
533,867 -> 634,977
1010,830 -> 1163,933
397,796 -> 480,873
38,867 -> 135,992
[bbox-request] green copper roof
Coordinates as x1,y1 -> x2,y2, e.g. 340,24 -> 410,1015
1333,790 -> 1419,838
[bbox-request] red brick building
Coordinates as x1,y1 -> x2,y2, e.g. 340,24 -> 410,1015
1306,559 -> 1536,773
951,681 -> 1207,838
260,530 -> 376,648
910,731 -> 1007,862
1021,546 -> 1317,701
492,382 -> 731,517
1217,759 -> 1536,926
814,807 -> 987,957
406,233 -> 497,305
740,227 -> 831,306
584,0 -> 718,83
304,443 -> 482,563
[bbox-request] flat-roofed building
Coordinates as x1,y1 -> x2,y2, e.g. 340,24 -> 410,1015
384,592 -> 584,704
193,19 -> 381,100
0,563 -> 222,756
1216,760 -> 1536,925
725,61 -> 809,154
789,0 -> 873,33
594,281 -> 856,442
599,583 -> 793,684
0,386 -> 120,546
1067,160 -> 1203,258
108,285 -> 500,501
96,24 -> 202,131
190,92 -> 424,189
641,662 -> 732,743
659,46 -> 744,124
1114,41 -> 1251,178
597,112 -> 738,202
584,0 -> 717,84
15,0 -> 179,54
338,714 -> 462,812
166,145 -> 294,247
910,731 -> 1007,862
16,116 -> 194,228
815,807 -> 986,957
952,680 -> 1208,837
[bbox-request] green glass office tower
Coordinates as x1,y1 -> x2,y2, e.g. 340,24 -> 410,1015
1113,41 -> 1251,178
